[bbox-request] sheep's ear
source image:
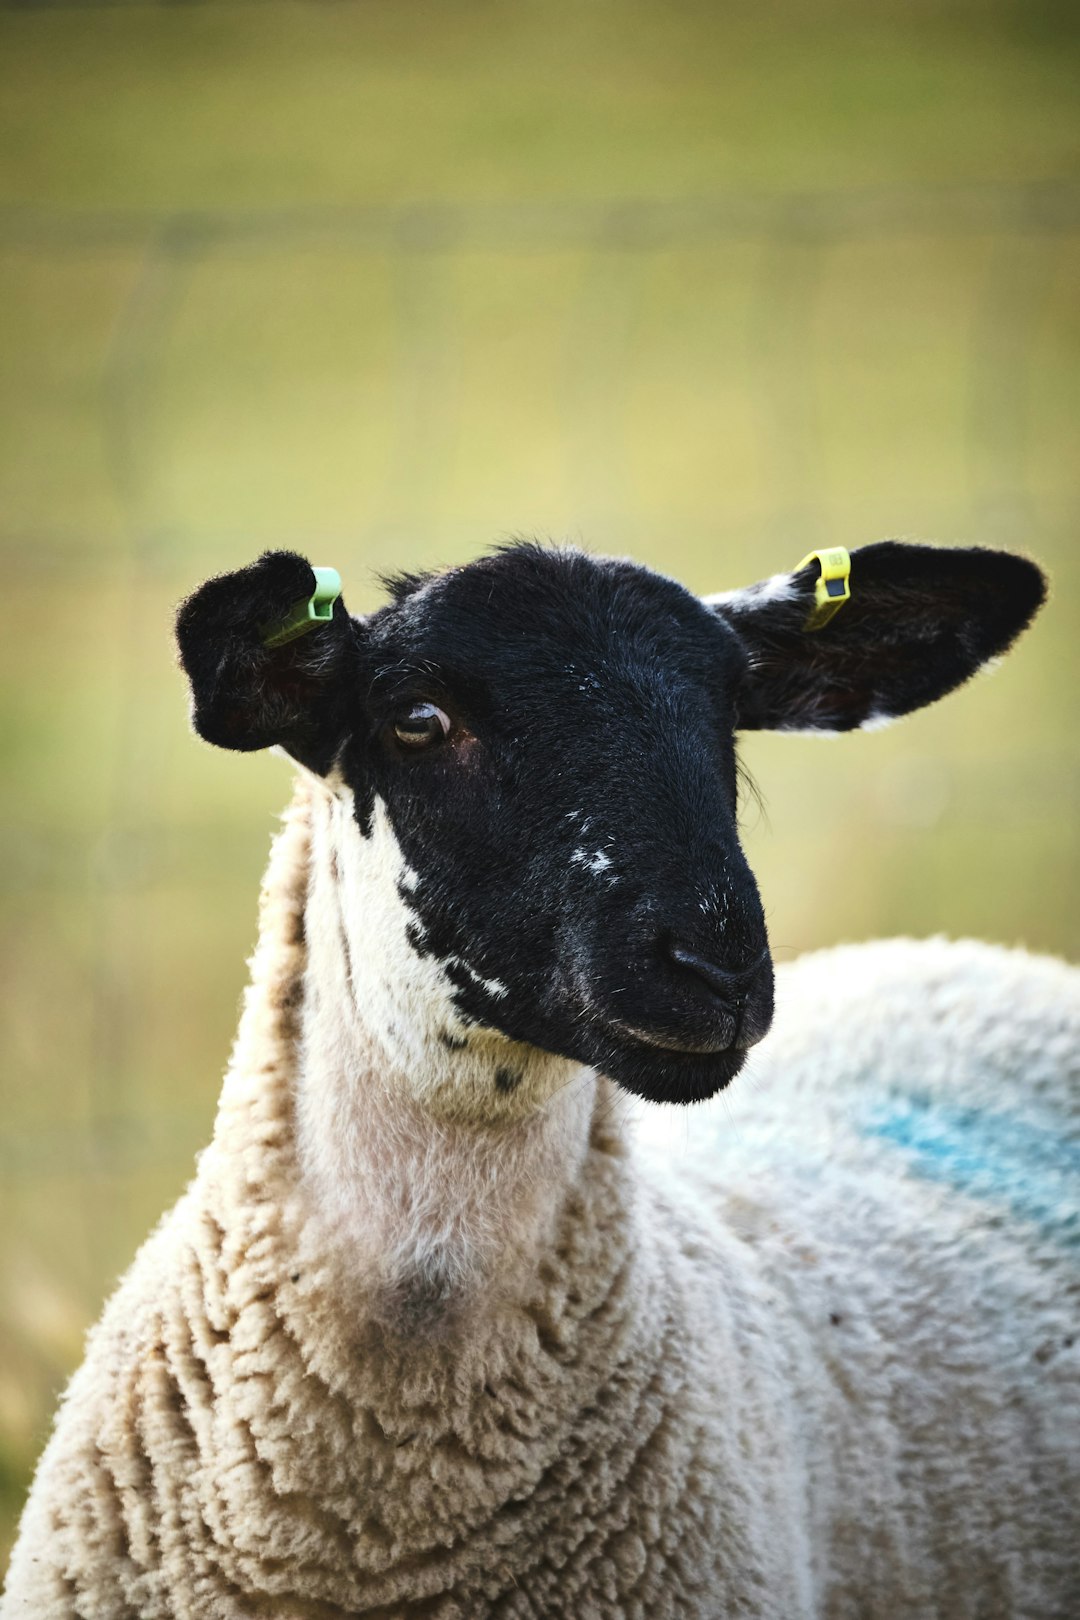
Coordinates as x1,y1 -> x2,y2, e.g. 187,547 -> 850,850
707,541 -> 1046,733
175,551 -> 359,773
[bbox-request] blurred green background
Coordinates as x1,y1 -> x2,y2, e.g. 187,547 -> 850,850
1,0 -> 1078,1565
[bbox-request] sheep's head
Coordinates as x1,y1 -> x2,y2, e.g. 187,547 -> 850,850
177,541 -> 1044,1107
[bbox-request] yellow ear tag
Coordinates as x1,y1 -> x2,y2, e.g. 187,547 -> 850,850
794,546 -> 851,632
259,566 -> 342,649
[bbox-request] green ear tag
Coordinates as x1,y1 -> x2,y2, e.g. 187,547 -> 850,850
794,547 -> 851,632
259,567 -> 342,649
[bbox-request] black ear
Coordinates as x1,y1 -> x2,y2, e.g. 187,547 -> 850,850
175,551 -> 359,773
708,541 -> 1047,732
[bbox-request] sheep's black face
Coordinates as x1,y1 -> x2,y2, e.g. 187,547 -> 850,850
340,546 -> 774,1104
177,537 -> 1046,1106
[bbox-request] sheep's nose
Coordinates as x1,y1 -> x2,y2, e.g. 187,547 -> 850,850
666,944 -> 766,997
665,943 -> 772,1047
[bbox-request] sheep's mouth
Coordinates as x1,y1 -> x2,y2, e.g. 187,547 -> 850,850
593,1023 -> 749,1105
474,981 -> 758,1104
557,949 -> 773,1101
606,1016 -> 737,1056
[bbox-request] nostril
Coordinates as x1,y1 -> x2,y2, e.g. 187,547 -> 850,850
666,943 -> 768,1002
659,940 -> 774,1053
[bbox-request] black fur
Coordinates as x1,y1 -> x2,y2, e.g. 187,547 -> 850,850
719,541 -> 1047,732
176,540 -> 1046,1104
338,546 -> 773,1103
175,552 -> 360,774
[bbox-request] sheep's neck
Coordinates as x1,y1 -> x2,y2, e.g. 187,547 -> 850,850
207,781 -> 651,1570
294,781 -> 604,1329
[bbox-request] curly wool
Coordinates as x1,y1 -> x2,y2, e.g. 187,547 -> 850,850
4,787 -> 1079,1618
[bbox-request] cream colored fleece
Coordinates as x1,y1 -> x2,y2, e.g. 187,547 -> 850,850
4,787 -> 1079,1619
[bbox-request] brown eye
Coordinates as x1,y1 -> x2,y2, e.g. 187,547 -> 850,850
393,702 -> 451,749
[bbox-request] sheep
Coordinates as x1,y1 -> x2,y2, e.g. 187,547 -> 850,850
4,538 -> 1078,1620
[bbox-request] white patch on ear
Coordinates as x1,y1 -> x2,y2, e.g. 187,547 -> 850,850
770,707 -> 898,737
704,571 -> 799,613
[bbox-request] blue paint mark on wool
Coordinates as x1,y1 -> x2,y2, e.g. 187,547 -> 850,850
863,1099 -> 1080,1247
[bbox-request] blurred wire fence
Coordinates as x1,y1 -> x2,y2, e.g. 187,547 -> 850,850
0,0 -> 271,9
2,178 -> 1079,568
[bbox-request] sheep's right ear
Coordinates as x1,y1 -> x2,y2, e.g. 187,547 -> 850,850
175,551 -> 359,774
706,542 -> 1046,732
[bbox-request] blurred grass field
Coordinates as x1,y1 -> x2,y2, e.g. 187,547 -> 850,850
1,0 -> 1079,1565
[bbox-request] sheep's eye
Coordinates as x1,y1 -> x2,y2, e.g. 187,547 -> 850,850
392,703 -> 451,749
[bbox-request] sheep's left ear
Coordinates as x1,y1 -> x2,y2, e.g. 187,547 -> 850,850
707,541 -> 1047,732
175,550 -> 360,773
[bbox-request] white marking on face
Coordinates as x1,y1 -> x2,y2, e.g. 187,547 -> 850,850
455,959 -> 509,999
294,778 -> 593,1319
303,780 -> 568,1120
570,846 -> 616,880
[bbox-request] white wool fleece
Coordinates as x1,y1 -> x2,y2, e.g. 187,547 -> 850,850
4,784 -> 1079,1618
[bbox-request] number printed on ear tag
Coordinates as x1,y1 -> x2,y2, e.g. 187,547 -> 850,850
794,548 -> 851,632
